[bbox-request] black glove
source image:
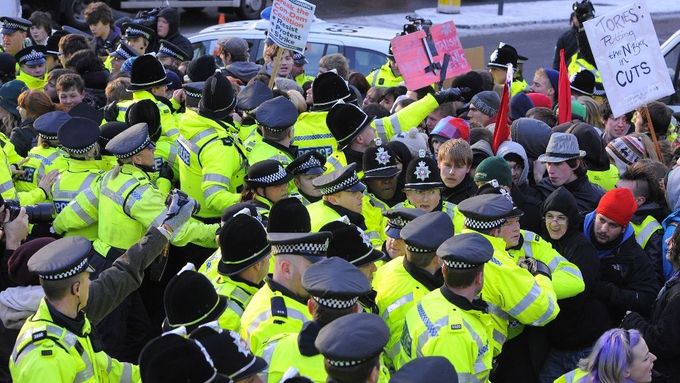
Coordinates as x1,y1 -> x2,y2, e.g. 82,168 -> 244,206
158,162 -> 174,181
519,257 -> 552,279
434,87 -> 469,104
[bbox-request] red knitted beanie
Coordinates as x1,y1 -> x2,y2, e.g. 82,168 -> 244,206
595,188 -> 637,226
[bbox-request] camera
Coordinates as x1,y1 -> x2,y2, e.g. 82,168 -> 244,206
573,0 -> 595,24
3,200 -> 54,223
403,16 -> 432,35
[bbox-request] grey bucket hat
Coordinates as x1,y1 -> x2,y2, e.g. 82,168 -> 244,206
537,132 -> 586,163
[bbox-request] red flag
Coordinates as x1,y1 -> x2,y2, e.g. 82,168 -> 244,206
558,49 -> 572,124
492,64 -> 512,153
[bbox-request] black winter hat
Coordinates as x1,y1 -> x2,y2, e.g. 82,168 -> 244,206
326,103 -> 373,150
127,54 -> 172,91
163,269 -> 228,331
125,99 -> 162,142
0,53 -> 16,79
488,42 -> 519,69
188,55 -> 218,82
320,220 -> 383,267
451,70 -> 483,103
404,151 -> 443,190
570,70 -> 595,97
312,71 -> 351,110
245,159 -> 292,188
218,214 -> 270,276
199,73 -> 236,121
363,140 -> 400,179
267,197 -> 311,233
45,30 -> 68,56
139,333 -> 230,383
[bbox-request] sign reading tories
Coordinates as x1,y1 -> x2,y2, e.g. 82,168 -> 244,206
269,0 -> 316,54
584,1 -> 673,116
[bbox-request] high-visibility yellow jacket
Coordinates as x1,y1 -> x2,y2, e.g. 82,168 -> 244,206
366,62 -> 403,88
116,91 -> 180,138
632,215 -> 662,250
14,146 -> 66,192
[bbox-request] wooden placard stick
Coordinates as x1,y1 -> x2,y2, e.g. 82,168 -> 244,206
643,105 -> 663,161
268,47 -> 283,89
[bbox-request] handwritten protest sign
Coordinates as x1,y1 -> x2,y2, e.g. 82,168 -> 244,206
391,21 -> 471,90
584,1 -> 673,116
269,0 -> 316,54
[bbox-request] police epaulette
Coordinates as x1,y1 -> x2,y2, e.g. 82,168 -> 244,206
271,296 -> 287,318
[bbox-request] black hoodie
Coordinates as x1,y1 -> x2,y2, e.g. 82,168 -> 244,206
542,187 -> 610,350
151,8 -> 192,58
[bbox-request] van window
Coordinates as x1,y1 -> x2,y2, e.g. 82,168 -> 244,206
343,47 -> 387,77
192,38 -> 265,67
665,39 -> 680,105
303,42 -> 341,76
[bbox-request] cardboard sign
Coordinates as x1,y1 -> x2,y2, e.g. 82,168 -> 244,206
391,21 -> 471,90
269,0 -> 316,54
584,1 -> 674,116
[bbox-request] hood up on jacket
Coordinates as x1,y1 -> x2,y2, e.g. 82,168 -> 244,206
496,140 -> 529,186
542,186 -> 582,234
158,7 -> 180,37
510,118 -> 552,163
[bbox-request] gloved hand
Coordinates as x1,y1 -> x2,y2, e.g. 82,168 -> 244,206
518,257 -> 552,279
160,190 -> 197,235
434,87 -> 469,104
158,162 -> 174,181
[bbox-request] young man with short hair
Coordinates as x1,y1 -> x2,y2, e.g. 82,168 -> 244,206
85,2 -> 121,57
56,73 -> 85,112
438,138 -> 477,204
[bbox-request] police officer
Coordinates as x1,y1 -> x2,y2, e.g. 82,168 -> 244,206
287,151 -> 326,206
325,102 -> 376,175
246,96 -> 299,173
98,121 -> 129,170
488,42 -> 528,96
241,159 -> 292,226
14,111 -> 67,193
458,194 -> 559,340
320,220 -> 385,313
363,140 -> 404,210
366,43 -> 403,88
14,46 -> 47,90
207,213 -> 271,332
125,99 -> 177,189
240,230 -> 331,355
390,357 -> 458,383
0,17 -> 31,56
53,117 -> 105,240
121,22 -> 155,56
9,237 -> 139,382
315,312 -> 390,383
394,150 -> 457,219
235,80 -> 273,145
177,73 -> 247,222
257,257 -> 373,383
382,208 -> 424,260
156,39 -> 191,72
292,52 -> 314,87
182,81 -> 204,111
105,42 -> 137,75
397,232 -> 504,383
373,211 -> 453,367
115,54 -> 180,138
53,122 -> 218,263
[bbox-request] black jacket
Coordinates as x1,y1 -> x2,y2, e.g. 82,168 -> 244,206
552,27 -> 579,70
631,202 -> 666,284
584,212 -> 660,325
536,173 -> 604,216
542,187 -> 610,349
622,272 -> 680,383
442,173 -> 477,204
9,119 -> 37,158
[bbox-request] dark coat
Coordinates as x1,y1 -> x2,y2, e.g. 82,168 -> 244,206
584,212 -> 660,325
536,173 -> 605,216
9,119 -> 37,158
442,173 -> 477,204
622,271 -> 680,383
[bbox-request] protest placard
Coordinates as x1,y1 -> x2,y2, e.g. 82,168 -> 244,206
584,1 -> 674,117
269,0 -> 316,55
391,21 -> 471,91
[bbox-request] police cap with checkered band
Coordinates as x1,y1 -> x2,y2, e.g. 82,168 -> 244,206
302,257 -> 370,310
105,122 -> 151,159
236,80 -> 273,112
312,162 -> 365,195
14,45 -> 46,66
122,22 -> 155,41
0,17 -> 31,35
286,151 -> 326,176
157,39 -> 191,62
400,211 -> 454,254
437,232 -> 493,270
28,236 -> 95,281
315,312 -> 388,369
252,96 -> 298,132
383,208 -> 425,239
182,81 -> 204,109
34,111 -> 71,141
57,117 -> 101,155
245,159 -> 292,188
458,193 -> 515,230
267,231 -> 332,263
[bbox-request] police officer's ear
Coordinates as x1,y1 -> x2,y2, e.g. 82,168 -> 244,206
352,303 -> 361,314
368,364 -> 380,383
307,298 -> 315,316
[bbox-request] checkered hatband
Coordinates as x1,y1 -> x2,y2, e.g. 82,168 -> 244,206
113,136 -> 151,159
159,45 -> 183,60
319,172 -> 360,195
185,89 -> 202,99
3,20 -> 29,32
66,142 -> 97,155
271,240 -> 329,256
39,257 -> 89,280
114,45 -> 133,60
327,358 -> 369,367
312,296 -> 359,309
463,216 -> 506,230
299,156 -> 322,172
443,259 -> 481,269
125,27 -> 151,40
406,244 -> 435,253
248,165 -> 288,185
387,216 -> 407,229
19,49 -> 44,65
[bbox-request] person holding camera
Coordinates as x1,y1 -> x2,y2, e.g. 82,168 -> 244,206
567,0 -> 605,97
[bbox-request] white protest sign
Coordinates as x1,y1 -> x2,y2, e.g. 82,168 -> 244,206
269,0 -> 316,54
584,1 -> 674,117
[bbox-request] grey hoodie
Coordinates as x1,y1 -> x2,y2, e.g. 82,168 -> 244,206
496,141 -> 529,186
666,166 -> 680,212
0,286 -> 43,329
510,118 -> 552,163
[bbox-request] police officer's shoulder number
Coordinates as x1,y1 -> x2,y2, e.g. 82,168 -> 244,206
221,137 -> 234,146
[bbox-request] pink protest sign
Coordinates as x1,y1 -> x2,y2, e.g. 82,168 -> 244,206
391,21 -> 470,90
